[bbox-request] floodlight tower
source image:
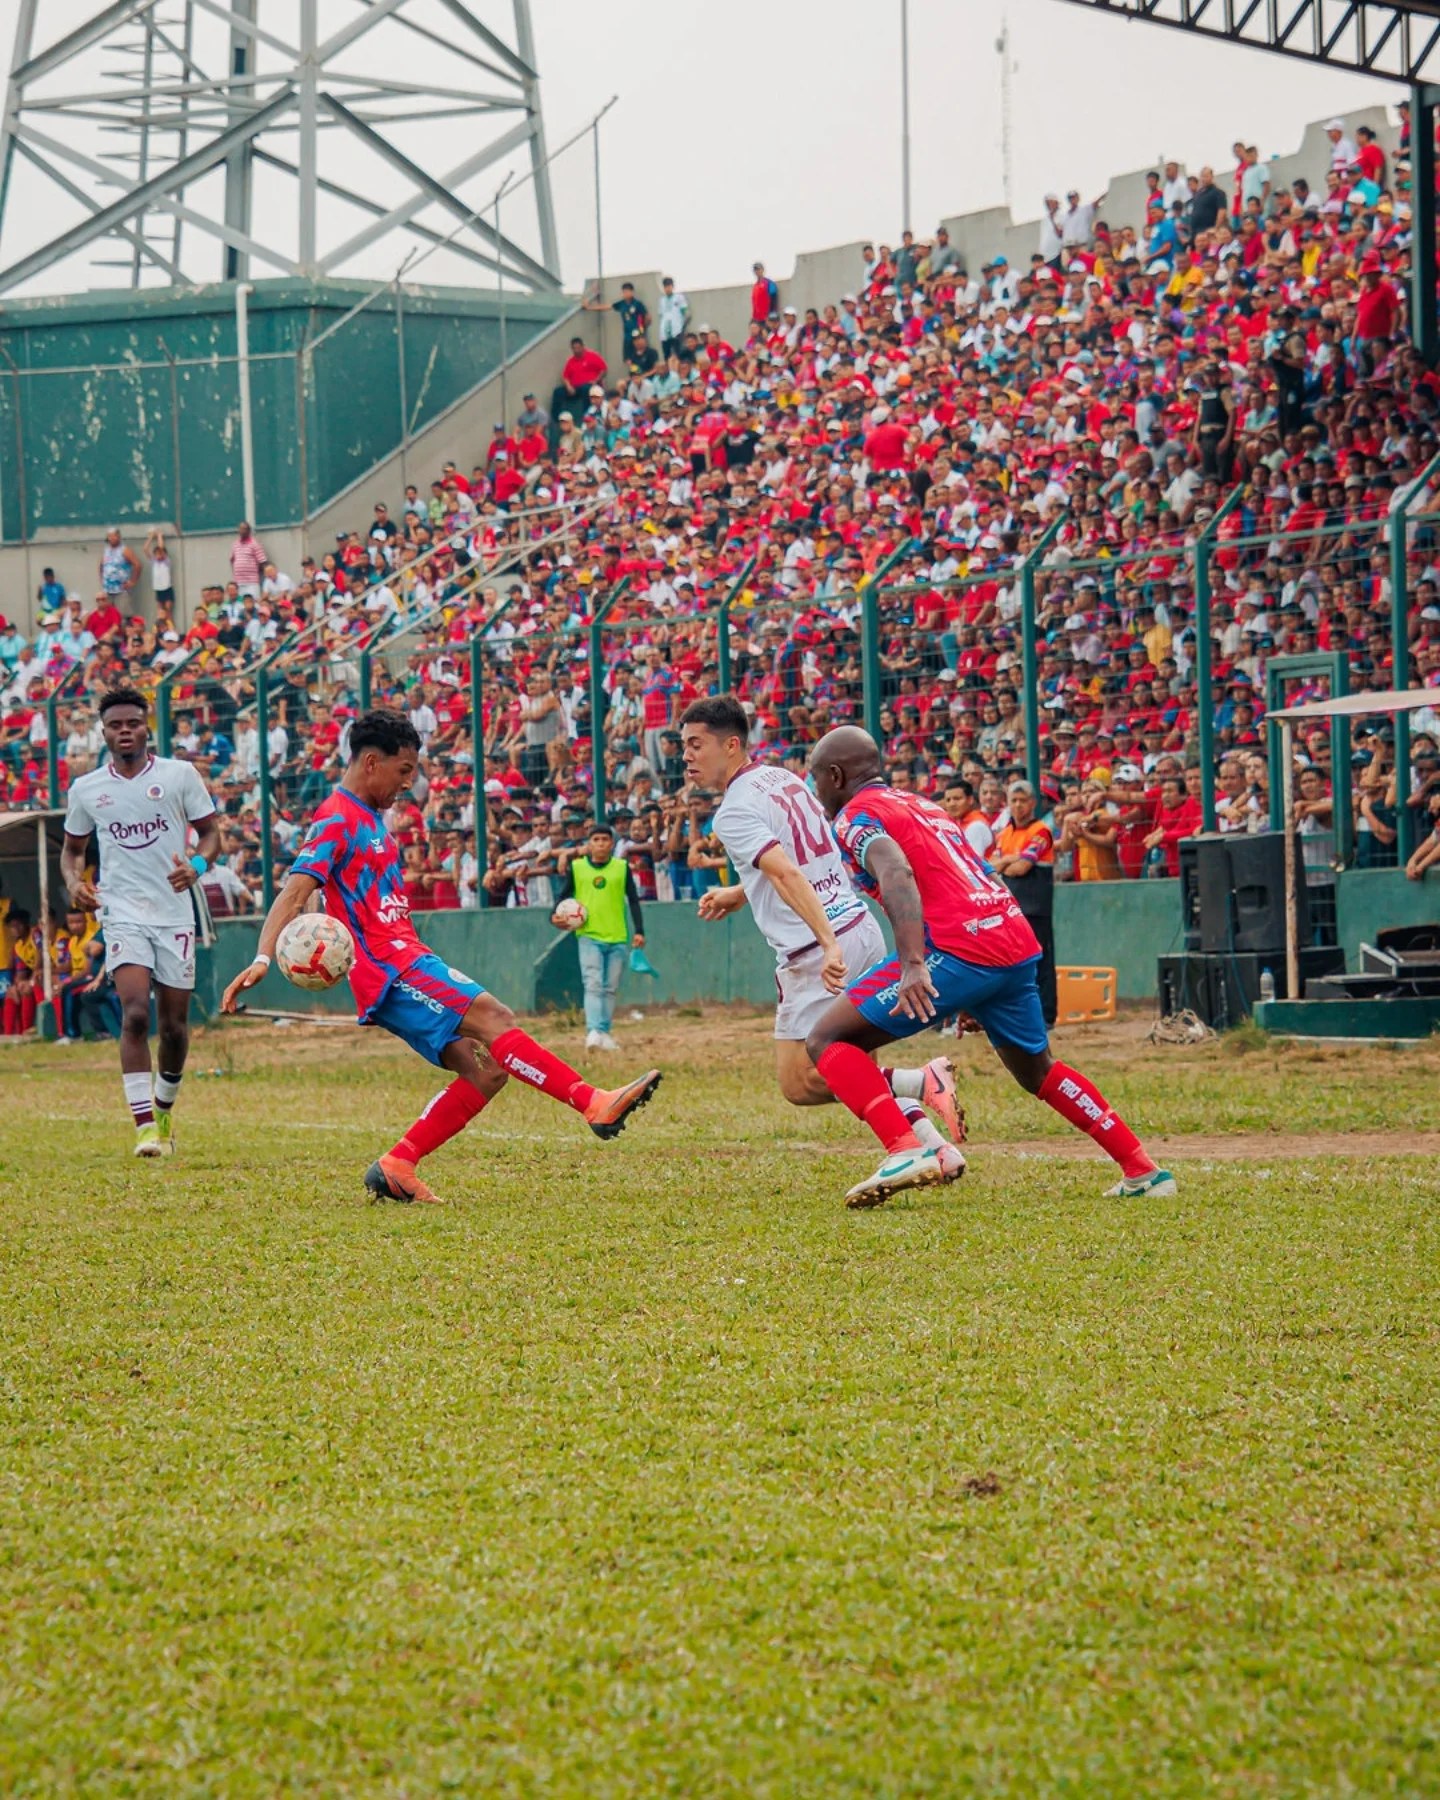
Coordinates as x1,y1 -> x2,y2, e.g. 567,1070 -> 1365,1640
0,0 -> 561,296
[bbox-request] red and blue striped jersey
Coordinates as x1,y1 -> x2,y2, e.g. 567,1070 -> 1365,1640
833,783 -> 1040,968
291,787 -> 427,1019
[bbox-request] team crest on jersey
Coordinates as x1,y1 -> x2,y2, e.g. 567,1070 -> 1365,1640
447,967 -> 468,984
146,783 -> 164,800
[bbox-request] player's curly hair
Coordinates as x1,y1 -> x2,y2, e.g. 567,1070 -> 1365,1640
349,707 -> 421,759
98,683 -> 150,717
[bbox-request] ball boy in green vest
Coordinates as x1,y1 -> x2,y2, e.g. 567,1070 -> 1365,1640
553,823 -> 646,1050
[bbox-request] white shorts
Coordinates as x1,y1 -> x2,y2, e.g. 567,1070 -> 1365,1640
104,921 -> 198,991
774,913 -> 887,1040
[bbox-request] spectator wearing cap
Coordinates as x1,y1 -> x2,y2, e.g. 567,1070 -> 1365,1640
1354,254 -> 1402,378
993,780 -> 1057,1026
1325,117 -> 1357,170
516,391 -> 550,435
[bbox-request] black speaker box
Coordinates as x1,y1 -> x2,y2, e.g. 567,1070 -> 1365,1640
1177,838 -> 1202,951
1195,833 -> 1307,955
1156,948 -> 1345,1029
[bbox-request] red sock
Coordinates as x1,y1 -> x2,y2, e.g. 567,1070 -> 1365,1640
390,1078 -> 490,1165
1038,1062 -> 1154,1178
490,1027 -> 595,1111
815,1043 -> 922,1152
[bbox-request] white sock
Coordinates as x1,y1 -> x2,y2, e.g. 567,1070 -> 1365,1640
154,1070 -> 183,1111
123,1071 -> 154,1128
896,1097 -> 944,1150
888,1066 -> 926,1100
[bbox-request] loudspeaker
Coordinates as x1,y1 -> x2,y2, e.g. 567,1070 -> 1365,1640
1158,953 -> 1213,1018
1177,838 -> 1202,951
1208,948 -> 1345,1028
1155,948 -> 1345,1029
1196,832 -> 1306,955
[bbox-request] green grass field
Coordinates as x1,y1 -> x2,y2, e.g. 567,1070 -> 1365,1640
3,1010 -> 1439,1798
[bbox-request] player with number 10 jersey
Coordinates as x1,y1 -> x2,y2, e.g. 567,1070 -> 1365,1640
679,697 -> 963,1154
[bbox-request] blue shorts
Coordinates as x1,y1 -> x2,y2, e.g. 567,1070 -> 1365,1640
848,950 -> 1048,1054
368,953 -> 486,1066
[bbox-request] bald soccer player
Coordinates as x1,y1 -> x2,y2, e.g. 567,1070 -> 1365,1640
802,726 -> 1175,1208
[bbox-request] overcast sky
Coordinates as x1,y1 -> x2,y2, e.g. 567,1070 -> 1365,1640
0,0 -> 1401,298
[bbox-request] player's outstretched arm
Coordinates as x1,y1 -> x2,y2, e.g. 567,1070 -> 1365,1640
865,837 -> 938,1022
220,871 -> 321,1012
755,845 -> 845,992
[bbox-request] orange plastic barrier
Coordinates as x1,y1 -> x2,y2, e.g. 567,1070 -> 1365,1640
1056,965 -> 1117,1024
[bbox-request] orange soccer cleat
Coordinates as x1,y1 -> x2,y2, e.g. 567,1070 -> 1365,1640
582,1069 -> 663,1140
363,1154 -> 443,1205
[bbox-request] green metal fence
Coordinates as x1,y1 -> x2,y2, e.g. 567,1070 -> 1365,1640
0,279 -> 569,543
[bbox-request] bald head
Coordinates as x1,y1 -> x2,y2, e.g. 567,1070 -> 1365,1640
809,725 -> 884,818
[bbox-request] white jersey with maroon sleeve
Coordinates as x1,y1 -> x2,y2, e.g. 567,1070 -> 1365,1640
712,762 -> 868,963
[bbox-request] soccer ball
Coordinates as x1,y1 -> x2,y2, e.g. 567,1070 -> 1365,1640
276,913 -> 355,990
553,898 -> 587,930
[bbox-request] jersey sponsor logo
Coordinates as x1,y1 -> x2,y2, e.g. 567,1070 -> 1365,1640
376,891 -> 411,924
503,1052 -> 545,1084
106,813 -> 170,849
93,793 -> 115,809
447,967 -> 469,984
963,912 -> 1015,936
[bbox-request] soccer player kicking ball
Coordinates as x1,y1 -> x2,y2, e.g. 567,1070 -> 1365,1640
221,708 -> 660,1204
678,697 -> 963,1167
60,685 -> 221,1157
803,726 -> 1176,1209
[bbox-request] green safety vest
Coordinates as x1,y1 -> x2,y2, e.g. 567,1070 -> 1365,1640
571,856 -> 629,944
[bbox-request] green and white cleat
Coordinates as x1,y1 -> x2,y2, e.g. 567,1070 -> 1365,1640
844,1141 -> 965,1210
154,1110 -> 176,1156
133,1122 -> 164,1158
1105,1167 -> 1177,1198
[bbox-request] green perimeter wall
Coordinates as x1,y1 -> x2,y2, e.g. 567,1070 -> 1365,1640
0,279 -> 568,540
196,868 -> 1438,1024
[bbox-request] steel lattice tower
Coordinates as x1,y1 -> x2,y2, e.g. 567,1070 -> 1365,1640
0,0 -> 561,296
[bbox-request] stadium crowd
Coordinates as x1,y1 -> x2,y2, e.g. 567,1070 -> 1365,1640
6,109 -> 1440,1031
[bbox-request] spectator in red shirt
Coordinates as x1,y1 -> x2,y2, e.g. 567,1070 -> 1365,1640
1354,255 -> 1400,376
550,338 -> 607,444
84,595 -> 124,640
864,407 -> 910,472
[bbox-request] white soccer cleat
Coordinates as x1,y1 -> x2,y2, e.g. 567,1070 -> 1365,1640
585,1029 -> 602,1049
595,1032 -> 621,1051
844,1141 -> 965,1209
919,1056 -> 967,1144
1104,1167 -> 1178,1198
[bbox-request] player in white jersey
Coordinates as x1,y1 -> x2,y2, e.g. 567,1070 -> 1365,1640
60,686 -> 220,1158
679,697 -> 963,1152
